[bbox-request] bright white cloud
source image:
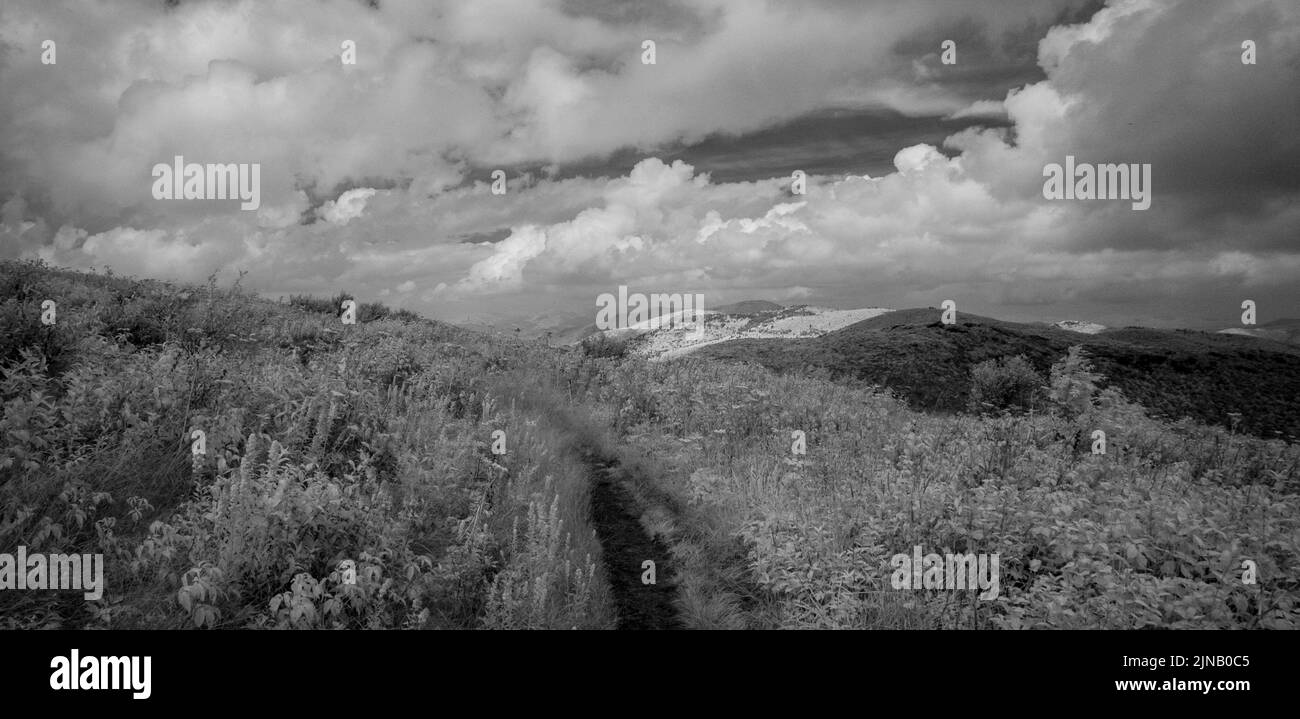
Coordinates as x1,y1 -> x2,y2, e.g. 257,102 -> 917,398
0,0 -> 1296,330
320,188 -> 378,225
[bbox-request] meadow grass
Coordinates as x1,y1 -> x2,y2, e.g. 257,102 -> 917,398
0,260 -> 613,629
3,258 -> 1295,630
572,358 -> 1299,629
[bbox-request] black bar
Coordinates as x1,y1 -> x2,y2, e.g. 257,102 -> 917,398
0,630 -> 1284,710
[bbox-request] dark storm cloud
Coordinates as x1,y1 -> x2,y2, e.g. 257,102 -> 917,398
534,108 -> 1012,184
1030,0 -> 1300,253
0,0 -> 1295,331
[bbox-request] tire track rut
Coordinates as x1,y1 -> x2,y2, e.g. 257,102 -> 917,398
585,453 -> 681,630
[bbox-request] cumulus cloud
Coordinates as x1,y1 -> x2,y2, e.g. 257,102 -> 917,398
319,188 -> 378,225
0,0 -> 1089,226
0,0 -> 1296,330
437,0 -> 1300,326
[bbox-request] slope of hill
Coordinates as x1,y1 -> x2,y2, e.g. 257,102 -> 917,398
1054,320 -> 1107,334
712,300 -> 784,315
3,261 -> 1298,632
1219,318 -> 1300,346
540,300 -> 785,348
0,259 -> 619,630
693,308 -> 1300,439
610,304 -> 894,359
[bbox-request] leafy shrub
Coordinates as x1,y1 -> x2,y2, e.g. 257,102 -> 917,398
968,355 -> 1045,414
357,301 -> 390,323
288,294 -> 339,316
388,307 -> 422,323
288,293 -> 408,324
580,332 -> 630,360
1048,345 -> 1104,418
0,261 -> 80,375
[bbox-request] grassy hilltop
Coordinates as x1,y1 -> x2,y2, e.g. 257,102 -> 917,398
695,307 -> 1300,441
2,260 -> 1297,629
0,259 -> 615,629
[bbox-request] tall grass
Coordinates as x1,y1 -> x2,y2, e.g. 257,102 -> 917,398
0,260 -> 612,629
4,258 -> 1296,630
570,357 -> 1300,629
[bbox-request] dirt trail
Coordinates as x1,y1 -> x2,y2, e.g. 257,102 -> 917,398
584,451 -> 681,629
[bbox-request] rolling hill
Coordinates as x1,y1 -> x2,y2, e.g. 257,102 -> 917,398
711,300 -> 784,315
3,261 -> 1297,632
693,308 -> 1300,440
595,303 -> 894,359
1218,318 -> 1300,346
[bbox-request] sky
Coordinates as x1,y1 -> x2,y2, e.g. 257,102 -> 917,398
0,0 -> 1297,332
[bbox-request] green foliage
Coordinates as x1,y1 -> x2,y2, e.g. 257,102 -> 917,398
580,331 -> 631,360
288,292 -> 416,324
6,261 -> 1296,631
696,308 -> 1300,440
482,493 -> 602,629
968,355 -> 1045,414
573,353 -> 1300,629
288,294 -> 340,316
1048,345 -> 1103,418
0,261 -> 613,630
0,260 -> 81,375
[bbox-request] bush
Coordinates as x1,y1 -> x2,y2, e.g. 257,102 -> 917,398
1048,345 -> 1104,419
580,332 -> 630,360
389,307 -> 422,323
968,354 -> 1045,414
288,294 -> 339,316
0,261 -> 80,375
357,301 -> 390,323
288,293 -> 411,324
0,299 -> 79,376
